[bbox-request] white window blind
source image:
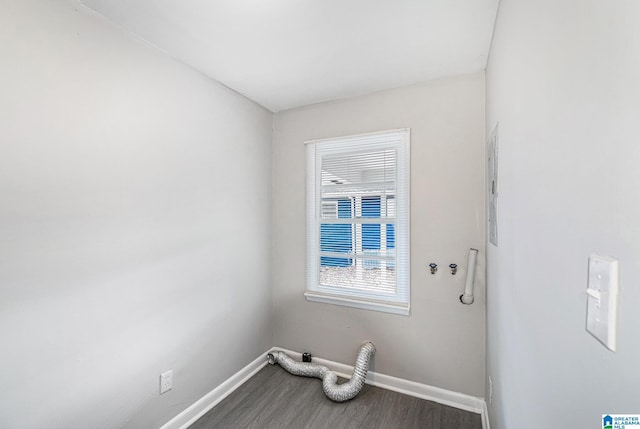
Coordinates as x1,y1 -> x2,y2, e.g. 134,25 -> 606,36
305,129 -> 410,315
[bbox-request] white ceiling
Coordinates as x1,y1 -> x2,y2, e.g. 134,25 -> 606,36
81,0 -> 499,112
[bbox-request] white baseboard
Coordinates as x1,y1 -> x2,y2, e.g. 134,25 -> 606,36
160,346 -> 489,429
158,353 -> 268,429
270,346 -> 485,414
482,400 -> 491,429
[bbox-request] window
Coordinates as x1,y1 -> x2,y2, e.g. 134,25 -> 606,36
305,129 -> 410,315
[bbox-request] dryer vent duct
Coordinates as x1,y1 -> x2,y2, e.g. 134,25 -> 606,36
267,341 -> 376,402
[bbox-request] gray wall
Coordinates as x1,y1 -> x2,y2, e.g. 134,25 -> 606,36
272,74 -> 487,397
486,0 -> 640,427
0,1 -> 273,428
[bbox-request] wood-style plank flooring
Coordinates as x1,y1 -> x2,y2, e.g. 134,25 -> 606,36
189,364 -> 482,429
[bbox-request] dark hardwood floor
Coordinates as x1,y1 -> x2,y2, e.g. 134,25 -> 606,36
189,364 -> 482,429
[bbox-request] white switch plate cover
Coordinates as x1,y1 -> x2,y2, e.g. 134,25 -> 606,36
586,255 -> 619,351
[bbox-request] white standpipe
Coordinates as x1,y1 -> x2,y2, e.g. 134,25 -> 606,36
460,248 -> 478,305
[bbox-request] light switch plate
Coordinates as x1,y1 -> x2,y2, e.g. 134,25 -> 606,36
586,254 -> 619,351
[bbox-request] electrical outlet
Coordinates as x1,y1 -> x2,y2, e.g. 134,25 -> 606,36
489,376 -> 493,405
160,370 -> 173,394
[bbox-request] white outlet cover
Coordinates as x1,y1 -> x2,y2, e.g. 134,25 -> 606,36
160,370 -> 173,394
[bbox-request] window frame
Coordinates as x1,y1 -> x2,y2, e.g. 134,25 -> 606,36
305,129 -> 410,316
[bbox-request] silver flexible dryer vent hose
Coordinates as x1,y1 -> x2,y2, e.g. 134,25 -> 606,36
267,341 -> 376,402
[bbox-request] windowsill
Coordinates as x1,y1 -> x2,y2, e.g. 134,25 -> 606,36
304,291 -> 410,316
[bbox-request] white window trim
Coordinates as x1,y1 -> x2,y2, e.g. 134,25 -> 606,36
305,129 -> 410,316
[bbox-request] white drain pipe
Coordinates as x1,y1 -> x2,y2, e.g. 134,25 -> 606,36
267,341 -> 376,402
460,248 -> 478,305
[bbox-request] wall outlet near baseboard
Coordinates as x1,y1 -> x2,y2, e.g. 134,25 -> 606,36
160,370 -> 173,394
